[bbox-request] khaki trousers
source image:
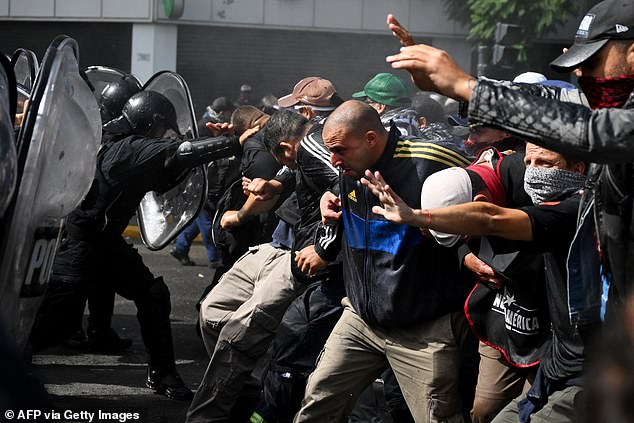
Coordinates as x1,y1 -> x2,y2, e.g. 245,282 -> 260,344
490,385 -> 583,423
293,297 -> 468,423
186,244 -> 307,423
471,343 -> 535,423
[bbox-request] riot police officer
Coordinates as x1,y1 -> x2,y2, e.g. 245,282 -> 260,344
64,77 -> 142,353
30,90 -> 241,400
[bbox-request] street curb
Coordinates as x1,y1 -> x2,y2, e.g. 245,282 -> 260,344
123,225 -> 202,242
123,225 -> 141,239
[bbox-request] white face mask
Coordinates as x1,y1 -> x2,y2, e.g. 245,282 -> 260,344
523,166 -> 586,205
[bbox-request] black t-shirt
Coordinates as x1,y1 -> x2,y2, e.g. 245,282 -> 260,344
240,132 -> 281,181
521,194 -> 587,381
499,151 -> 532,207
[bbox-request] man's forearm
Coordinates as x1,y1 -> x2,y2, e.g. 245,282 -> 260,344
238,193 -> 279,220
413,202 -> 533,241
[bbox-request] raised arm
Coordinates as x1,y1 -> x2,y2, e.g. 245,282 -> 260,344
470,80 -> 634,164
361,170 -> 533,241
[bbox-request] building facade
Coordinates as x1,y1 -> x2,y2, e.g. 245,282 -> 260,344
0,0 -> 585,116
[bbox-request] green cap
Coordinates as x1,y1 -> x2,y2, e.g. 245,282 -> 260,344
352,73 -> 410,107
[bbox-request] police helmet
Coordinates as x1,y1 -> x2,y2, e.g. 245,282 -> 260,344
98,77 -> 141,125
122,91 -> 180,137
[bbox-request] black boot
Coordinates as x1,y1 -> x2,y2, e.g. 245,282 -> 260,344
63,328 -> 89,351
146,367 -> 193,401
87,327 -> 133,354
169,248 -> 196,266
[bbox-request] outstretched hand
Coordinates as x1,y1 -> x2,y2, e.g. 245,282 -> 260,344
387,14 -> 415,47
360,170 -> 416,225
385,30 -> 474,102
206,121 -> 235,137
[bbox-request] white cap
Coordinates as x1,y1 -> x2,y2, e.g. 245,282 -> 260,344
512,72 -> 547,84
421,167 -> 472,247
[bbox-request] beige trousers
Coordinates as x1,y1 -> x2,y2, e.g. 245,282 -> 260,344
187,244 -> 306,423
293,297 -> 468,423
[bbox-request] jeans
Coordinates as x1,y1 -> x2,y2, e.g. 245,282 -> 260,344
174,208 -> 219,262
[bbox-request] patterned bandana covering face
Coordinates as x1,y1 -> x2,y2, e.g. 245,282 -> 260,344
523,167 -> 586,205
577,74 -> 634,109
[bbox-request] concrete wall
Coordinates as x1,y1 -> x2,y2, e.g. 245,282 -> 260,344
0,0 -> 595,117
0,0 -> 591,42
0,0 -> 152,20
177,24 -> 443,116
158,0 -> 469,38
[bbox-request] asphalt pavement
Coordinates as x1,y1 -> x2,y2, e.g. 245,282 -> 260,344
30,239 -> 214,423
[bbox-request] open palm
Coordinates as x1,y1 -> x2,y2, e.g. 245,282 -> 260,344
361,170 -> 416,225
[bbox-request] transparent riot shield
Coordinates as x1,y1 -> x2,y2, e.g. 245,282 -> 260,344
11,49 -> 38,125
0,54 -> 17,219
84,65 -> 142,101
0,36 -> 101,352
136,71 -> 207,250
11,48 -> 38,92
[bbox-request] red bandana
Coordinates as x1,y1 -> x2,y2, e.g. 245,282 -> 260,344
578,74 -> 634,109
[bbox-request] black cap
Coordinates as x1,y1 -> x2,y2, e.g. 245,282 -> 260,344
550,0 -> 634,72
447,114 -> 468,127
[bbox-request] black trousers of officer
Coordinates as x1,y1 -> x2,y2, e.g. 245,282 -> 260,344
30,234 -> 176,371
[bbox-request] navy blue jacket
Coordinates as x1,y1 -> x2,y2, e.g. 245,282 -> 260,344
339,127 -> 472,327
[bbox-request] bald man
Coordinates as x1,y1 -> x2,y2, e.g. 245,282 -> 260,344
293,100 -> 472,423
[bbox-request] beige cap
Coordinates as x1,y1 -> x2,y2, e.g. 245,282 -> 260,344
278,77 -> 337,108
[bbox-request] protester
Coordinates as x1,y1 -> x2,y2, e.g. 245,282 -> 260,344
277,76 -> 343,122
196,105 -> 281,318
295,100 -> 471,422
235,83 -> 253,107
187,104 -> 342,422
353,72 -> 421,136
387,0 -> 634,319
363,140 -> 591,423
410,94 -> 445,128
204,96 -> 235,123
418,150 -> 540,423
259,93 -> 279,115
216,106 -> 282,252
250,278 -> 346,423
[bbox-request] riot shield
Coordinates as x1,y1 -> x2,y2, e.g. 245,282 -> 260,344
84,65 -> 142,101
136,71 -> 207,250
11,49 -> 38,122
11,48 -> 38,92
0,54 -> 17,219
0,36 -> 101,352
